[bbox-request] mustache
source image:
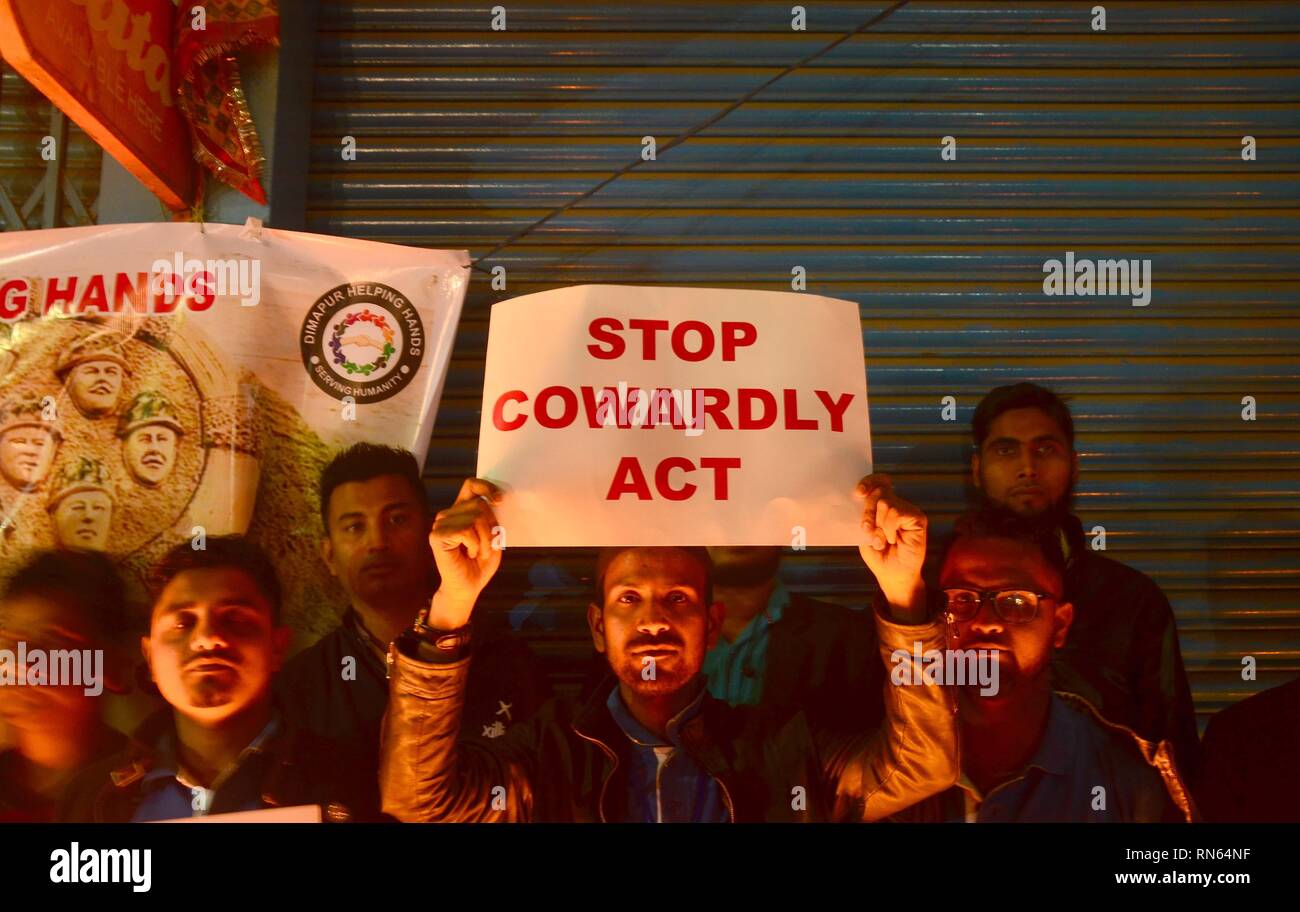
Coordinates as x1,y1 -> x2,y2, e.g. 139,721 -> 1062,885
185,650 -> 239,669
626,632 -> 685,651
361,555 -> 402,571
960,640 -> 1010,652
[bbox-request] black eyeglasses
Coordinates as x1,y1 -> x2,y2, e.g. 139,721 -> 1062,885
942,589 -> 1055,625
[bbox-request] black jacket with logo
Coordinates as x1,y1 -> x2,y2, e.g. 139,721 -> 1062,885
276,609 -> 551,775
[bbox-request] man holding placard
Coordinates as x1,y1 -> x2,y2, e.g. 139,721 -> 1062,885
379,474 -> 956,823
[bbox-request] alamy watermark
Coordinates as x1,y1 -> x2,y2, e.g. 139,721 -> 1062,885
595,383 -> 707,437
1042,250 -> 1152,307
0,641 -> 104,695
148,251 -> 262,307
890,642 -> 1001,696
50,843 -> 151,893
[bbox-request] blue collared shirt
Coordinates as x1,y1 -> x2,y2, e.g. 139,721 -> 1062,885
931,694 -> 1178,823
605,687 -> 728,823
702,582 -> 789,706
131,715 -> 283,822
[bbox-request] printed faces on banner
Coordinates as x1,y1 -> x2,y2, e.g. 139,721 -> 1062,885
0,308 -> 252,559
0,223 -> 468,594
477,285 -> 873,546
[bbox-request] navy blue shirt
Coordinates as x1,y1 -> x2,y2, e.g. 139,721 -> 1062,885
896,694 -> 1182,823
131,716 -> 282,822
606,687 -> 729,823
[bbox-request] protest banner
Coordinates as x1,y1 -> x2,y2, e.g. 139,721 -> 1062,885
477,285 -> 872,546
0,221 -> 467,634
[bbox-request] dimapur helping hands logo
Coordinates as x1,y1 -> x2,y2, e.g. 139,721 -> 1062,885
300,282 -> 425,403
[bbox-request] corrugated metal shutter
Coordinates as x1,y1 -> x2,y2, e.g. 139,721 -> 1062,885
307,1 -> 1300,719
0,62 -> 101,230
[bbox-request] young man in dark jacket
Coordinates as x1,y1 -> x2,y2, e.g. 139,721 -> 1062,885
969,382 -> 1198,774
380,474 -> 957,823
61,537 -> 372,822
890,510 -> 1195,823
276,444 -> 548,775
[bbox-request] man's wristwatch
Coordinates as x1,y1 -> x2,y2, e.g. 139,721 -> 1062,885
400,607 -> 473,663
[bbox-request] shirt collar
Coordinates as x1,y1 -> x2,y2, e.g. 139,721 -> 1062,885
1024,694 -> 1074,777
954,694 -> 1074,801
141,711 -> 283,789
344,608 -> 391,661
723,581 -> 788,650
766,581 -> 790,623
606,683 -> 707,749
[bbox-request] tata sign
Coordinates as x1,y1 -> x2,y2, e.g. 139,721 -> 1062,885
0,0 -> 196,209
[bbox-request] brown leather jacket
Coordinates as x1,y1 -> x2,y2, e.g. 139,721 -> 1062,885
379,600 -> 958,822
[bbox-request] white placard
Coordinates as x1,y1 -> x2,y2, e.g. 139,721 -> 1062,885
154,804 -> 323,824
477,285 -> 872,546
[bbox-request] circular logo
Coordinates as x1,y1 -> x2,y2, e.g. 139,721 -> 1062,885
300,282 -> 425,404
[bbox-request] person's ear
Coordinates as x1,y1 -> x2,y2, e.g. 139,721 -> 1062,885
970,451 -> 982,489
270,625 -> 292,672
705,600 -> 725,651
139,635 -> 154,681
1070,450 -> 1080,488
587,602 -> 607,654
319,537 -> 338,578
100,644 -> 131,695
1051,600 -> 1074,649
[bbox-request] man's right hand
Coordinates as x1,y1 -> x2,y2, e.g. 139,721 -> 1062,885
426,477 -> 504,629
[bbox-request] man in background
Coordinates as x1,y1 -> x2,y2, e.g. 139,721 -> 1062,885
968,382 -> 1198,774
277,444 -> 547,768
704,546 -> 881,731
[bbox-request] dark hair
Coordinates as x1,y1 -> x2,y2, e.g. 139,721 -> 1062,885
593,546 -> 714,608
971,382 -> 1074,449
2,550 -> 128,640
942,509 -> 1068,583
147,536 -> 282,624
319,443 -> 428,531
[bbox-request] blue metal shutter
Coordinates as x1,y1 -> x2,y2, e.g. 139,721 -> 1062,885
308,2 -> 1300,718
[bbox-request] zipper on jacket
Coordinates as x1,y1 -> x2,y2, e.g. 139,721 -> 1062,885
571,727 -> 619,823
575,726 -> 736,823
714,775 -> 736,823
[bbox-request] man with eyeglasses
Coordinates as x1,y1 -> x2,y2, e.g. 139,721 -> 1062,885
969,382 -> 1198,778
890,509 -> 1195,823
